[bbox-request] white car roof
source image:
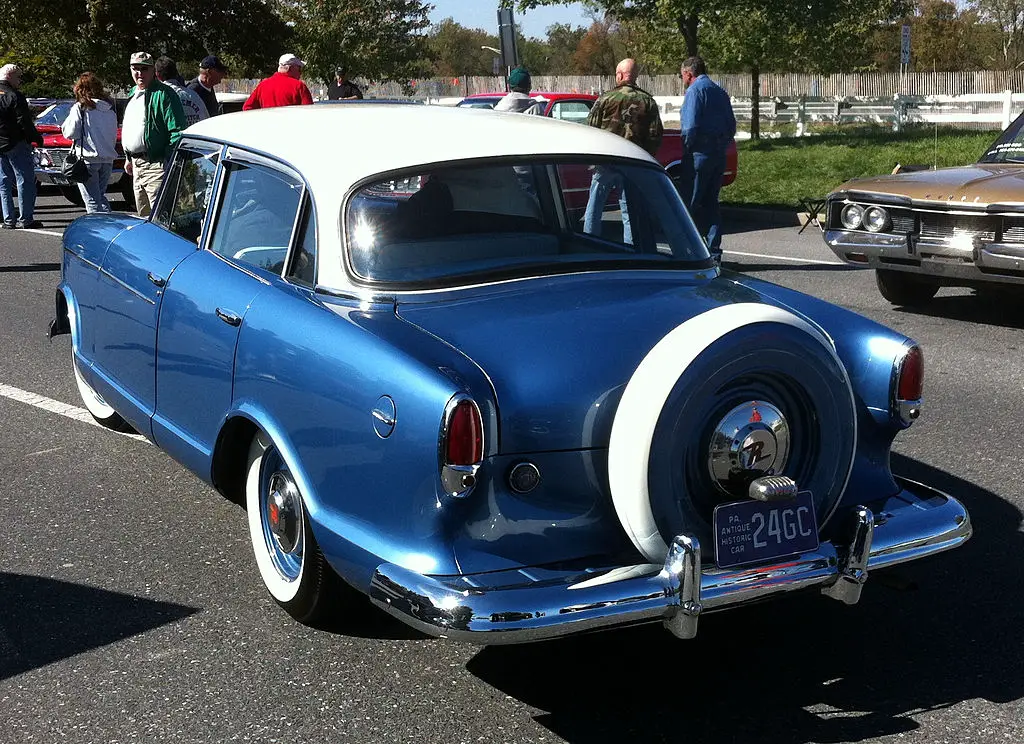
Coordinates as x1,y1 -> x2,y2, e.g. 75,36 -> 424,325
184,104 -> 662,294
187,103 -> 657,184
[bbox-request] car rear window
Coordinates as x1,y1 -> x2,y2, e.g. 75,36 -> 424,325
345,159 -> 709,287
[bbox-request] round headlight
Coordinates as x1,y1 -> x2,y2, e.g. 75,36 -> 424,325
864,206 -> 890,232
841,203 -> 865,230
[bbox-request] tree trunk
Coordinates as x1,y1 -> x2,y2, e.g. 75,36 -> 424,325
676,12 -> 699,57
750,64 -> 761,140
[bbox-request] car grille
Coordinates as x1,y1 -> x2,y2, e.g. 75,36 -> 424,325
40,148 -> 70,168
919,213 -> 997,242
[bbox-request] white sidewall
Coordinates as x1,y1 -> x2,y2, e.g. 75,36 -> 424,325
246,434 -> 304,603
607,303 -> 854,561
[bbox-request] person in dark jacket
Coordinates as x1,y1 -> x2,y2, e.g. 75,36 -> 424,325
187,55 -> 228,117
327,67 -> 362,100
0,63 -> 45,229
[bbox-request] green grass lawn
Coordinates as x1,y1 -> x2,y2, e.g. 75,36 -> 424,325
722,125 -> 997,209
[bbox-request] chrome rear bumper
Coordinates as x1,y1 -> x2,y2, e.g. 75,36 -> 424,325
369,477 -> 971,644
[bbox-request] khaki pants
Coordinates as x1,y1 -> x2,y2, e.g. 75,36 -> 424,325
131,157 -> 165,217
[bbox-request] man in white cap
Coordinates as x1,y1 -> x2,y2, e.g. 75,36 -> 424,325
242,54 -> 314,110
0,63 -> 45,228
121,51 -> 186,216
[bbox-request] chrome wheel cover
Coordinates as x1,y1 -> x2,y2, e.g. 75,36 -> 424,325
259,450 -> 305,583
707,401 -> 791,495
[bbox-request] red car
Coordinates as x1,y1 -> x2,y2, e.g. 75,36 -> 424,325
33,93 -> 248,208
33,99 -> 134,207
457,92 -> 738,188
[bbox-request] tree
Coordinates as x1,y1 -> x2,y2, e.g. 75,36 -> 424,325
970,0 -> 1024,68
280,0 -> 432,84
427,18 -> 500,77
0,0 -> 290,96
544,23 -> 589,73
570,19 -> 623,74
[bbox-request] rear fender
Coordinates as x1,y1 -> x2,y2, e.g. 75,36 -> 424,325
213,401 -> 461,591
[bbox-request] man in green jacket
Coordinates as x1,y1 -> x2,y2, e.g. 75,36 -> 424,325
121,51 -> 187,216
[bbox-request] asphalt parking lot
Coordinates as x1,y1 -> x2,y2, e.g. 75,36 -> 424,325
1,189 -> 1022,744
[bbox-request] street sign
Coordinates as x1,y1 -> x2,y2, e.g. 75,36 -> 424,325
497,8 -> 519,69
901,24 -> 911,66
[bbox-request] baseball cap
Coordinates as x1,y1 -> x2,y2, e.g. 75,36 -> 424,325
201,55 -> 229,73
130,51 -> 155,67
279,54 -> 305,68
508,66 -> 531,90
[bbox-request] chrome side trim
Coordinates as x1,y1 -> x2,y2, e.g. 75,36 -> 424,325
98,267 -> 156,305
64,244 -> 101,271
368,477 -> 970,644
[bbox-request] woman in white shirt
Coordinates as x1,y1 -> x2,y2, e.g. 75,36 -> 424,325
61,72 -> 118,213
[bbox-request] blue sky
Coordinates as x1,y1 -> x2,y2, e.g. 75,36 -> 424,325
428,1 -> 592,39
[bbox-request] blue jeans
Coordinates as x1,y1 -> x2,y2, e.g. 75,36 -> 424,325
77,162 -> 113,213
0,141 -> 37,225
679,149 -> 726,254
583,167 -> 632,245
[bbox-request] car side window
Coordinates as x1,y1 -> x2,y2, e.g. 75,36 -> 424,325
287,202 -> 316,286
549,101 -> 592,124
153,145 -> 220,244
208,161 -> 302,273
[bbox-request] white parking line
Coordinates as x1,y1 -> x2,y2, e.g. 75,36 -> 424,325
0,382 -> 148,442
723,249 -> 844,266
24,228 -> 66,237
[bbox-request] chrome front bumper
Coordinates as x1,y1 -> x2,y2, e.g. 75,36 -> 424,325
35,167 -> 126,187
825,229 -> 1024,285
369,477 -> 971,644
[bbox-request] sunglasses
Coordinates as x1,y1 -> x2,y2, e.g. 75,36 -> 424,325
131,65 -> 151,72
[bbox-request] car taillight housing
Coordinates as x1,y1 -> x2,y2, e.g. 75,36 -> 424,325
440,396 -> 483,498
894,344 -> 924,426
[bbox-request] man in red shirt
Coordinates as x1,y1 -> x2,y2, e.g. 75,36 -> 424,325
243,54 -> 314,110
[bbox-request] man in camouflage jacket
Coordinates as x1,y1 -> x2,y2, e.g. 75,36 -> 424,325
583,58 -> 663,245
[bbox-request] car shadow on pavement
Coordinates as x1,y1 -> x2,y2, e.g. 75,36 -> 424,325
723,260 -> 857,273
0,573 -> 198,680
894,291 -> 1024,331
0,262 -> 60,273
467,455 -> 1021,744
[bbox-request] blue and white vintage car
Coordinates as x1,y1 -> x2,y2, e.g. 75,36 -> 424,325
51,105 -> 971,643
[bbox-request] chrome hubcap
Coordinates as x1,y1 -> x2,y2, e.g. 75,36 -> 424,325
708,401 -> 791,496
267,471 -> 301,554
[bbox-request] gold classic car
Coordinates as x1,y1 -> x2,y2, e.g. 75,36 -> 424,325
822,118 -> 1024,305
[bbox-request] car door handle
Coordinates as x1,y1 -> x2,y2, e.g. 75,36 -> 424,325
215,308 -> 242,327
147,272 -> 166,287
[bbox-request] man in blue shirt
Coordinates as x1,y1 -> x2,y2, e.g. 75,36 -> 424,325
679,56 -> 736,261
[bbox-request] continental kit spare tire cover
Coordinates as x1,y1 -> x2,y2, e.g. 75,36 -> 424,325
608,303 -> 857,562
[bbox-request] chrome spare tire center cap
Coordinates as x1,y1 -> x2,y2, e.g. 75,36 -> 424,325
708,401 -> 791,495
267,471 -> 301,554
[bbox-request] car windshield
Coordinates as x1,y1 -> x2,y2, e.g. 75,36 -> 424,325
346,158 -> 710,287
978,113 -> 1024,163
35,101 -> 74,127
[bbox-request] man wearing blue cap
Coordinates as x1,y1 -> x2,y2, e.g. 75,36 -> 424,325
188,55 -> 228,117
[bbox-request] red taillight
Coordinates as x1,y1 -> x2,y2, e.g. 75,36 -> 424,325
897,346 -> 924,401
445,400 -> 483,466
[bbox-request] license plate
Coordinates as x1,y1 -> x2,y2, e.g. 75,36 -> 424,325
51,175 -> 69,185
713,491 -> 819,569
